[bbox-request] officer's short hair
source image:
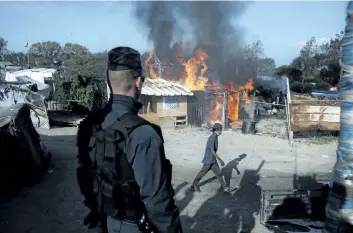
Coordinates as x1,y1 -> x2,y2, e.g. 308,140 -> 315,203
108,69 -> 137,92
107,46 -> 143,93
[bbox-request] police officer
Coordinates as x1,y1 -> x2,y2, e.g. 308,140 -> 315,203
77,47 -> 182,233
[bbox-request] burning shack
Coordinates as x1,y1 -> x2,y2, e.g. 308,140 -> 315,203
187,79 -> 256,131
139,78 -> 193,127
143,44 -> 259,131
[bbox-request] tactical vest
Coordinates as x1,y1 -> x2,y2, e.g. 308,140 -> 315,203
88,112 -> 149,221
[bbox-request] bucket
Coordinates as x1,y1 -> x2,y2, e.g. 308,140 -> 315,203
242,120 -> 256,134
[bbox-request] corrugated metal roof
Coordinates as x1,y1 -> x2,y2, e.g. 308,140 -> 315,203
0,61 -> 14,68
142,78 -> 193,96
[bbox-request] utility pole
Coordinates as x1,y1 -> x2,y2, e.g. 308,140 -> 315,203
25,37 -> 30,68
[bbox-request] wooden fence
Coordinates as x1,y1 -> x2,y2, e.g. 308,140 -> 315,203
290,101 -> 340,132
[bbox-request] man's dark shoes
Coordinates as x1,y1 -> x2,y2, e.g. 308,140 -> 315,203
223,186 -> 238,193
190,184 -> 201,192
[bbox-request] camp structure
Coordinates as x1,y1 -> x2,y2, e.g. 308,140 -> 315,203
0,103 -> 51,191
139,78 -> 194,127
0,80 -> 51,128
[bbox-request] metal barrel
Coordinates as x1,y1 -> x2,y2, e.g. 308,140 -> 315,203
324,2 -> 353,232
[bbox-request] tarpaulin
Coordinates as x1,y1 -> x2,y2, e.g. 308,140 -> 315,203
0,81 -> 50,128
0,103 -> 51,191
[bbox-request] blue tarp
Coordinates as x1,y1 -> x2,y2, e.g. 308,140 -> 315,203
311,90 -> 339,99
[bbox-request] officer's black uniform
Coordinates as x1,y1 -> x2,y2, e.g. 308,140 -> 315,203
77,47 -> 182,233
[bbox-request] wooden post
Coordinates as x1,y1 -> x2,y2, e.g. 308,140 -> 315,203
222,89 -> 228,129
285,76 -> 293,146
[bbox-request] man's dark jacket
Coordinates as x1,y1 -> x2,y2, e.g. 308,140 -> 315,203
77,94 -> 182,233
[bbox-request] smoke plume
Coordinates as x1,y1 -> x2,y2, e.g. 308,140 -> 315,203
134,1 -> 254,85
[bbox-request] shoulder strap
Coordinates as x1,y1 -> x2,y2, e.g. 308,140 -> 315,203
111,113 -> 150,138
118,113 -> 165,143
117,113 -> 150,135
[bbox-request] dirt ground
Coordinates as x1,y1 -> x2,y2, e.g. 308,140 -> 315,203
0,126 -> 337,233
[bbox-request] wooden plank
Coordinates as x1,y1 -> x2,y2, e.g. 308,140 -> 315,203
291,121 -> 340,132
290,105 -> 340,114
290,103 -> 341,132
292,113 -> 340,123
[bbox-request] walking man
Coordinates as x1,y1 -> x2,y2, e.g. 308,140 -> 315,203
190,123 -> 231,193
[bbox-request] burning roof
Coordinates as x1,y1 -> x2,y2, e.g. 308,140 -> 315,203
142,78 -> 193,96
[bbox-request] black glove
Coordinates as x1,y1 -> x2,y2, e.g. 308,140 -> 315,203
84,211 -> 106,229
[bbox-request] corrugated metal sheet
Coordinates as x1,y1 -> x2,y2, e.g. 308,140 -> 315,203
142,78 -> 193,96
290,103 -> 340,132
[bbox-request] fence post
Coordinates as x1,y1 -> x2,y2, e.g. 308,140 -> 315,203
222,89 -> 228,129
285,77 -> 293,146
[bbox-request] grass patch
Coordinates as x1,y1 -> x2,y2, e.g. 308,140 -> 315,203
291,95 -> 316,101
305,136 -> 338,145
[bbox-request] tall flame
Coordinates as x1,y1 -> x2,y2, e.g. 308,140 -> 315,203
228,82 -> 240,124
207,95 -> 223,125
143,50 -> 159,79
178,44 -> 209,91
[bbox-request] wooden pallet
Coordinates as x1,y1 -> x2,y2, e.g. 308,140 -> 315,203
174,115 -> 187,127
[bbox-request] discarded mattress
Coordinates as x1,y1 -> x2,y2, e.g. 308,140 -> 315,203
0,82 -> 50,128
0,103 -> 51,192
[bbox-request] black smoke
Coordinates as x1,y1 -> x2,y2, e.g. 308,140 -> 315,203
134,1 -> 257,85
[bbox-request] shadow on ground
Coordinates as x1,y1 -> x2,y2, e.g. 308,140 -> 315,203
198,154 -> 247,188
0,134 -> 96,233
175,158 -> 262,233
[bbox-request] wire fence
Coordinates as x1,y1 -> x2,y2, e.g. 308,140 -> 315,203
252,100 -> 289,139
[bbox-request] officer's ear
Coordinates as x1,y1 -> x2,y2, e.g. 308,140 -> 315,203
135,76 -> 143,90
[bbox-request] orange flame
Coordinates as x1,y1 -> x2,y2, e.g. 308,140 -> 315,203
143,50 -> 159,79
207,95 -> 223,125
178,44 -> 209,91
228,82 -> 241,126
228,78 -> 254,127
242,78 -> 254,104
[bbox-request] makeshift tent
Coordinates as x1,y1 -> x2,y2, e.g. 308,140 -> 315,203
0,103 -> 51,191
0,81 -> 50,128
5,68 -> 56,84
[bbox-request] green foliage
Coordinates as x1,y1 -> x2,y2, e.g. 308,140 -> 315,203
28,41 -> 63,68
54,52 -> 108,111
275,32 -> 343,90
3,52 -> 27,66
290,82 -> 314,94
0,37 -> 8,60
275,65 -> 303,83
258,58 -> 276,75
315,82 -> 332,91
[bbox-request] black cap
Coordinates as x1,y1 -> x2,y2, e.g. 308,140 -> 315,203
212,123 -> 223,130
108,47 -> 143,77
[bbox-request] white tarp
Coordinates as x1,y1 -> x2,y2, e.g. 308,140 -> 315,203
5,68 -> 56,84
5,75 -> 52,99
0,83 -> 50,129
